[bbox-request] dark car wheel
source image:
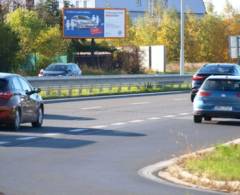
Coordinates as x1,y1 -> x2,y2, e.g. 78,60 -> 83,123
11,109 -> 21,130
194,115 -> 202,123
204,116 -> 212,121
32,108 -> 43,128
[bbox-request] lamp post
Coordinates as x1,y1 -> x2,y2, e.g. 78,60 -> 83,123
180,0 -> 185,75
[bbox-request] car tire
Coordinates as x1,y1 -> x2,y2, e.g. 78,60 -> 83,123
194,115 -> 202,123
11,109 -> 21,130
204,117 -> 212,121
32,107 -> 43,128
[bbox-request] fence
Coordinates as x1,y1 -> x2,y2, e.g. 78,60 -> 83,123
27,74 -> 192,98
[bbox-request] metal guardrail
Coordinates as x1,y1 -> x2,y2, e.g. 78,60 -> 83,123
26,74 -> 192,98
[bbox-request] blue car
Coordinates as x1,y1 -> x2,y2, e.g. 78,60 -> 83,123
193,75 -> 240,123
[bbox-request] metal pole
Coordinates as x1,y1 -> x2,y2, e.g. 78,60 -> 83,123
180,0 -> 185,75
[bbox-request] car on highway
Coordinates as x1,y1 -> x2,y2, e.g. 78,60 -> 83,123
38,63 -> 82,77
193,75 -> 240,123
191,63 -> 240,102
0,73 -> 44,130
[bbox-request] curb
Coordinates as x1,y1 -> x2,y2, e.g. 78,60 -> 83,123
43,90 -> 190,104
138,138 -> 240,194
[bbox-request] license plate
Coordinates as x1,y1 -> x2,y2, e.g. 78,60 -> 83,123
214,106 -> 232,111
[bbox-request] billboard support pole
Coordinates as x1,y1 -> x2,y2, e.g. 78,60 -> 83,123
91,38 -> 95,67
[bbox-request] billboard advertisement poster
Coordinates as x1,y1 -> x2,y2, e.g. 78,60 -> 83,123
63,8 -> 126,39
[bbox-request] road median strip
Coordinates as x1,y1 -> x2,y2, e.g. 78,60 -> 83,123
139,138 -> 240,194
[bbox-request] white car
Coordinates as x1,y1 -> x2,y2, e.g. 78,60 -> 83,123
72,15 -> 97,29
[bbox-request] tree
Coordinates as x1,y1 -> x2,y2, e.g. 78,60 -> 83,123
35,0 -> 60,26
157,10 -> 180,62
6,8 -> 45,62
197,14 -> 227,62
0,23 -> 20,72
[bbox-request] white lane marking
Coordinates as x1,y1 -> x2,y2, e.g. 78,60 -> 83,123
81,106 -> 102,110
90,125 -> 108,129
69,128 -> 88,133
111,122 -> 126,126
148,117 -> 161,120
16,137 -> 38,141
179,113 -> 190,116
129,120 -> 144,123
43,133 -> 61,137
0,141 -> 9,145
173,98 -> 187,101
131,102 -> 150,105
163,115 -> 176,118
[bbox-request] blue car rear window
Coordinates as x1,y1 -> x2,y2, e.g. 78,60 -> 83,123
198,65 -> 235,74
46,64 -> 68,71
203,79 -> 240,91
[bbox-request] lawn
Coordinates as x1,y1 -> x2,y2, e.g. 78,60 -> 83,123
182,144 -> 240,181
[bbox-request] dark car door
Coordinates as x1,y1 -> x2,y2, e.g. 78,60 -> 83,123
18,77 -> 36,122
11,76 -> 29,122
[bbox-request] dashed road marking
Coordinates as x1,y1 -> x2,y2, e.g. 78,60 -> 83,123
81,106 -> 102,110
90,125 -> 108,129
69,128 -> 88,133
163,115 -> 176,118
148,117 -> 161,120
43,133 -> 61,137
16,137 -> 38,141
111,122 -> 126,126
179,113 -> 190,116
131,102 -> 150,105
129,120 -> 144,123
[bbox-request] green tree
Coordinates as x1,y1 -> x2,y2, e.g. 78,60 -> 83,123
6,8 -> 45,62
197,14 -> 227,62
157,10 -> 180,61
35,0 -> 60,26
0,23 -> 20,72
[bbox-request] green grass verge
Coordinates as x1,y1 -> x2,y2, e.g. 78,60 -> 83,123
183,145 -> 240,181
40,83 -> 191,99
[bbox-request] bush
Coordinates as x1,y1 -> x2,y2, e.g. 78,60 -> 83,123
112,46 -> 144,74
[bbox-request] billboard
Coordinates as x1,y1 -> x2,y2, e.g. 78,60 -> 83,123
62,8 -> 126,39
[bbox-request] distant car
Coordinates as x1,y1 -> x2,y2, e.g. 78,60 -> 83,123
191,63 -> 240,102
193,75 -> 240,123
72,15 -> 97,29
0,73 -> 44,130
38,63 -> 82,77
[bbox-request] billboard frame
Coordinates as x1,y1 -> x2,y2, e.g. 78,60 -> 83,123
62,8 -> 127,39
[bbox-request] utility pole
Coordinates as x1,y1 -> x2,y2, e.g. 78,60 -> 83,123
180,0 -> 185,75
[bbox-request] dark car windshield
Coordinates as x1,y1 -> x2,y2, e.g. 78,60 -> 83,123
198,65 -> 235,75
0,79 -> 9,92
45,64 -> 68,71
202,79 -> 240,92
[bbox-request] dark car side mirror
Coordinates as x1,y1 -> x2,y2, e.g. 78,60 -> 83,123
26,88 -> 41,95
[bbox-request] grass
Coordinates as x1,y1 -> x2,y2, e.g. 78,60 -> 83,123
40,83 -> 191,99
182,144 -> 240,181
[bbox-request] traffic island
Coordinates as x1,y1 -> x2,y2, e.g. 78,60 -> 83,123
139,138 -> 240,194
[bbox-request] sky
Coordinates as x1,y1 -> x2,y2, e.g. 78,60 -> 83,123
204,0 -> 240,13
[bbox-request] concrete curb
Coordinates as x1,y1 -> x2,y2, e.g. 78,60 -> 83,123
43,90 -> 190,104
138,138 -> 240,194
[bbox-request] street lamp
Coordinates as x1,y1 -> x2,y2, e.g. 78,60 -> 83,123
180,0 -> 185,75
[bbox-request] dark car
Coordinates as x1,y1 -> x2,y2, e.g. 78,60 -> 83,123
193,75 -> 240,123
0,73 -> 44,130
191,63 -> 240,102
38,63 -> 82,77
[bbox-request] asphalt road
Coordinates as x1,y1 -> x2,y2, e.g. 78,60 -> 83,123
0,93 -> 240,195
